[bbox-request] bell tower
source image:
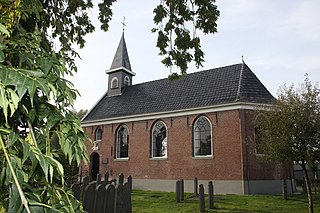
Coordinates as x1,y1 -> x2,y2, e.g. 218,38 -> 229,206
106,31 -> 135,96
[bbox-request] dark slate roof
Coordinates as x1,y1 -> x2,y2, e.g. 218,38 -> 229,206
82,63 -> 275,122
109,32 -> 132,71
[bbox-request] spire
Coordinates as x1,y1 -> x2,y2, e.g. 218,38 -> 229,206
106,31 -> 135,77
109,32 -> 132,71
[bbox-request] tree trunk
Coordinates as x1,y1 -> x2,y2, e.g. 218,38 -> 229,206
301,163 -> 314,213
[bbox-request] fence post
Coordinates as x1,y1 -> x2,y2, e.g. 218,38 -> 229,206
96,173 -> 101,185
128,175 -> 133,192
81,176 -> 90,201
199,184 -> 205,212
282,179 -> 288,200
180,179 -> 184,202
208,181 -> 214,209
104,172 -> 109,183
176,180 -> 181,203
104,184 -> 116,213
71,183 -> 81,200
119,173 -> 124,185
83,182 -> 96,213
194,178 -> 198,196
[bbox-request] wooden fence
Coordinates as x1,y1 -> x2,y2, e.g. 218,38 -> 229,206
72,173 -> 132,213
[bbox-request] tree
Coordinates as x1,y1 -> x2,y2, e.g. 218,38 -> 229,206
257,75 -> 320,213
0,0 -> 219,212
72,109 -> 89,120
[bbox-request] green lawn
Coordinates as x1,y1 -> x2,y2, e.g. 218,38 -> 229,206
132,190 -> 320,213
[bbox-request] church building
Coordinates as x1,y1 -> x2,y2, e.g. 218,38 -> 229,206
81,33 -> 294,194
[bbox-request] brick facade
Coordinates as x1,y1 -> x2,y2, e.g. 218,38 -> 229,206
82,109 -> 291,187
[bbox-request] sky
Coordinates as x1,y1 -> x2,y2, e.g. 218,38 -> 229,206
70,0 -> 320,111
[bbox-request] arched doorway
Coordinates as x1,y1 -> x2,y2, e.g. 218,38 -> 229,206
90,152 -> 99,181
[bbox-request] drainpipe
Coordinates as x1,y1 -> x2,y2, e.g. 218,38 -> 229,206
244,109 -> 250,194
240,109 -> 250,194
245,138 -> 250,194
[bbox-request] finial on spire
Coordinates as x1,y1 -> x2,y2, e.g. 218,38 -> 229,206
241,55 -> 245,63
121,16 -> 126,32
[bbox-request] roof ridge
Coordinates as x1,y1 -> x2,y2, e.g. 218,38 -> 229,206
236,61 -> 245,101
131,63 -> 243,87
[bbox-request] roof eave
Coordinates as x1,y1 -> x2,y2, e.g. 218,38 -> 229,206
81,101 -> 274,127
106,67 -> 136,76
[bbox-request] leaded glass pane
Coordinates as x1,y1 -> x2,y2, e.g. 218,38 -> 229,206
116,125 -> 129,158
152,121 -> 167,157
193,116 -> 212,156
95,128 -> 102,141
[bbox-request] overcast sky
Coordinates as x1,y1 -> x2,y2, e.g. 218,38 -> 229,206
70,0 -> 320,111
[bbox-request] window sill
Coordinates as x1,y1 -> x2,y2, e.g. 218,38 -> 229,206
150,157 -> 168,161
192,155 -> 213,160
114,158 -> 129,162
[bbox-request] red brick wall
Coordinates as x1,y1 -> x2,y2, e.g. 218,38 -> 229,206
241,110 -> 292,180
82,109 -> 289,181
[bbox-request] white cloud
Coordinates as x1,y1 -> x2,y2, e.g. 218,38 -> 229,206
275,1 -> 320,43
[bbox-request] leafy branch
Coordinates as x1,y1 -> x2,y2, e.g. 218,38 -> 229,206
152,0 -> 219,77
0,135 -> 31,213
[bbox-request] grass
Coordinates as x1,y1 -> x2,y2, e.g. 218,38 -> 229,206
132,190 -> 320,213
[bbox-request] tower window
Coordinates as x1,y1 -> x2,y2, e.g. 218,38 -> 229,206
124,76 -> 130,86
111,77 -> 119,89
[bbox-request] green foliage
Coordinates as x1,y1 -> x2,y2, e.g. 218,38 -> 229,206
257,75 -> 320,164
152,0 -> 219,76
132,190 -> 320,212
0,0 -> 90,212
98,0 -> 117,31
257,75 -> 320,213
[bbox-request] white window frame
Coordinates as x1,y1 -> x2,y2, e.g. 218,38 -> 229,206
124,76 -> 130,86
193,116 -> 213,157
111,77 -> 119,89
151,121 -> 168,159
95,127 -> 103,142
116,125 -> 129,159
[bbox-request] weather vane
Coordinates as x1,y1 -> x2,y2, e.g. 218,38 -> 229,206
121,16 -> 126,32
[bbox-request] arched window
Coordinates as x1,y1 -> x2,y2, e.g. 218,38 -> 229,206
151,121 -> 167,158
95,127 -> 102,142
111,77 -> 118,89
124,76 -> 130,86
116,125 -> 129,159
193,116 -> 212,156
